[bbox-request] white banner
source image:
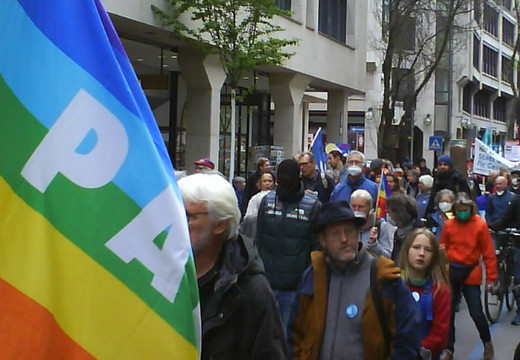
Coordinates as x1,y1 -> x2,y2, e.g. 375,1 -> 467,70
473,138 -> 520,175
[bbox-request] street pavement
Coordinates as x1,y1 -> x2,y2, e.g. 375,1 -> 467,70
452,292 -> 520,359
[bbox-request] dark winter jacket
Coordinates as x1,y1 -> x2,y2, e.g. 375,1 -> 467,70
301,170 -> 335,204
489,195 -> 520,231
256,186 -> 321,291
290,250 -> 421,360
199,235 -> 288,360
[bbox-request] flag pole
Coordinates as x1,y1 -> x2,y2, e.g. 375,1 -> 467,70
373,174 -> 383,228
309,127 -> 322,149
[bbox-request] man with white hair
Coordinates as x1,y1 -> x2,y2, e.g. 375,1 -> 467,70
330,150 -> 378,207
178,173 -> 287,360
350,189 -> 394,258
416,174 -> 434,224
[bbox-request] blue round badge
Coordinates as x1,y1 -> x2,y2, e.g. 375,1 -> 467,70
345,304 -> 358,319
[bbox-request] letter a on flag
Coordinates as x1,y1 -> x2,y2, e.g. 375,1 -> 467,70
0,1 -> 200,359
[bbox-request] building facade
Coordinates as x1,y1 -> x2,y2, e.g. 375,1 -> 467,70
360,0 -> 518,167
101,0 -> 368,177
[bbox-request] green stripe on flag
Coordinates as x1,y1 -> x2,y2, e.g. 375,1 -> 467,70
0,74 -> 198,346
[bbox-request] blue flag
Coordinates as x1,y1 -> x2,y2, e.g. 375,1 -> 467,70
311,127 -> 327,174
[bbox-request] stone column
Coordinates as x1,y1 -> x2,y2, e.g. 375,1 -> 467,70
326,90 -> 349,144
270,73 -> 311,158
177,47 -> 226,171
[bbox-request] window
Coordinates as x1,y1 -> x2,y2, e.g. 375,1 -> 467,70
473,35 -> 480,69
502,56 -> 513,83
474,90 -> 490,118
319,0 -> 347,43
275,0 -> 291,11
494,97 -> 507,122
462,83 -> 474,113
502,18 -> 515,46
435,68 -> 449,105
483,4 -> 498,36
482,45 -> 498,77
392,68 -> 415,103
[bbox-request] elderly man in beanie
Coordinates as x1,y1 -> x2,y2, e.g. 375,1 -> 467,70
256,158 -> 321,330
289,201 -> 420,360
425,154 -> 471,217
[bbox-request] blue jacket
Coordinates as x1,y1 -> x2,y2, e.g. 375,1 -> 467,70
331,174 -> 378,207
485,191 -> 515,223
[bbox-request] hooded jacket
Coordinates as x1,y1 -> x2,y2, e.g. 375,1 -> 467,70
199,235 -> 287,360
440,215 -> 497,285
256,185 -> 321,291
290,250 -> 420,360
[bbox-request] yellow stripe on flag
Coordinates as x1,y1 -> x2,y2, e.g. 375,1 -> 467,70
0,177 -> 197,359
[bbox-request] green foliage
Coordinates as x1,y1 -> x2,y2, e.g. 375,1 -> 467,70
152,0 -> 299,86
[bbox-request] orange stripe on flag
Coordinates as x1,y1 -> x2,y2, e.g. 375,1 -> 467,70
0,278 -> 95,359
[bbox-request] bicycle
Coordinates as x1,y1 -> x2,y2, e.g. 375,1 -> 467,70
484,228 -> 519,323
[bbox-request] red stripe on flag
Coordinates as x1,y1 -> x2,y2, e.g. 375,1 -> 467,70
0,278 -> 95,360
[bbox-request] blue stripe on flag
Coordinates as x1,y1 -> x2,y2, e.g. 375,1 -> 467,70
0,0 -> 174,208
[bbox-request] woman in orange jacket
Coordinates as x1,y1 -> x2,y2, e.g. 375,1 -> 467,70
439,193 -> 497,360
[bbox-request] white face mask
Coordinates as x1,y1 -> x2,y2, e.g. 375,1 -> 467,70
353,211 -> 367,219
347,165 -> 362,177
438,202 -> 452,213
512,178 -> 518,186
497,190 -> 505,196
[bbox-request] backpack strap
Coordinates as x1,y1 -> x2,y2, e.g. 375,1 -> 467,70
370,257 -> 391,354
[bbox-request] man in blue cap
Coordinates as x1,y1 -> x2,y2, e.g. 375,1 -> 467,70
425,154 -> 471,217
289,201 -> 421,360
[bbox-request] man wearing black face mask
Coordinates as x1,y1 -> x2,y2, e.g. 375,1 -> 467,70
256,158 -> 321,333
330,150 -> 378,208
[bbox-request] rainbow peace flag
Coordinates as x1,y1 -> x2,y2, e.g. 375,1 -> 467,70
375,173 -> 392,218
0,0 -> 199,358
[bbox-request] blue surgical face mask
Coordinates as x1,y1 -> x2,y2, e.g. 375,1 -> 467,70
455,210 -> 471,222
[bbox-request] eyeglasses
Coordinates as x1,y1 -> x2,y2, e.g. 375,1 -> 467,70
299,161 -> 310,166
186,211 -> 209,222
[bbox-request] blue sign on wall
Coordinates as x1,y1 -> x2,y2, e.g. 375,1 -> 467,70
429,136 -> 444,151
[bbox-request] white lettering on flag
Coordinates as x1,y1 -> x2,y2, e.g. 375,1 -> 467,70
105,184 -> 190,302
21,89 -> 128,192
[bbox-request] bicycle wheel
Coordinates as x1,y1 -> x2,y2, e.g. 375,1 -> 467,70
485,281 -> 504,324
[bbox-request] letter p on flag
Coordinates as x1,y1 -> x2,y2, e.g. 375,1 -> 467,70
21,89 -> 129,192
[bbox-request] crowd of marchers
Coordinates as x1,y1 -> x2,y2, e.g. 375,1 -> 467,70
175,149 -> 520,360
